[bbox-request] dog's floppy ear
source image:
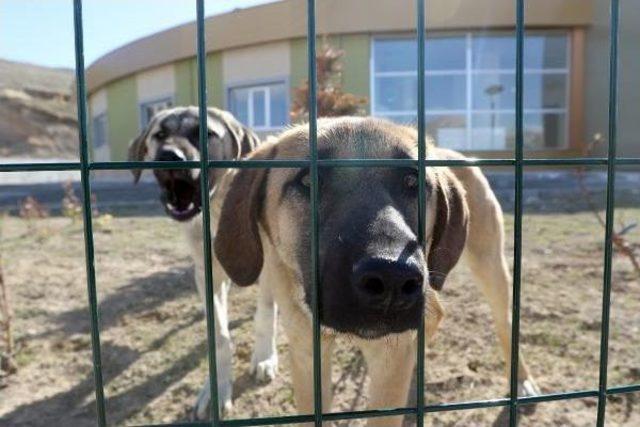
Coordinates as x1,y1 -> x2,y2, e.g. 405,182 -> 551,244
214,143 -> 276,286
127,121 -> 154,184
205,111 -> 227,141
207,107 -> 259,159
427,172 -> 469,290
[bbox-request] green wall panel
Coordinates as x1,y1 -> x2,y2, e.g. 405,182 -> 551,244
338,34 -> 370,113
207,52 -> 224,108
290,37 -> 308,99
174,54 -> 222,108
289,35 -> 370,117
106,76 -> 138,161
175,58 -> 197,105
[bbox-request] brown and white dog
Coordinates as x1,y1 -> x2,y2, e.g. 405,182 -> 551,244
128,106 -> 279,419
212,117 -> 540,425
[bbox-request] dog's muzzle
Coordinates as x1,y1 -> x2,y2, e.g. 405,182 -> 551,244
155,148 -> 202,222
351,257 -> 424,312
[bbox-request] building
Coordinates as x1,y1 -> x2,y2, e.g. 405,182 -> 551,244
86,0 -> 640,162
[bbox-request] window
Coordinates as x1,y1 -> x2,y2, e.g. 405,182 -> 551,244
140,97 -> 173,129
372,32 -> 570,150
228,82 -> 288,131
92,113 -> 108,149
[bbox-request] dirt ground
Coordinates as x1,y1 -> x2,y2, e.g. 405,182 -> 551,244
0,208 -> 638,426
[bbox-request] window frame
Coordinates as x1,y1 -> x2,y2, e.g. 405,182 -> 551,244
370,31 -> 572,151
139,96 -> 174,130
91,113 -> 108,150
225,78 -> 290,132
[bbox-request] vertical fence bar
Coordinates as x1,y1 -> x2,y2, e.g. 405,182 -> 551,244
72,0 -> 106,425
509,0 -> 525,425
195,0 -> 221,424
415,0 -> 427,426
596,0 -> 620,424
306,0 -> 322,425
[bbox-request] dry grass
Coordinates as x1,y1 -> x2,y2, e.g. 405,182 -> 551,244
0,210 -> 638,426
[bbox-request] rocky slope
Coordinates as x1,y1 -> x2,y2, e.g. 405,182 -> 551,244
0,59 -> 78,159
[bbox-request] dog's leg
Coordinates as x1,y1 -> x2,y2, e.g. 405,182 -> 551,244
281,310 -> 334,426
251,278 -> 279,382
192,258 -> 234,419
463,193 -> 540,398
359,332 -> 417,427
466,250 -> 539,397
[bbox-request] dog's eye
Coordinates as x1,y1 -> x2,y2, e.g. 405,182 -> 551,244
299,171 -> 311,188
291,168 -> 312,194
403,172 -> 419,191
154,130 -> 167,140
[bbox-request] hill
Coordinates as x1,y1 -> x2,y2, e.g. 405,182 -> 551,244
0,59 -> 78,159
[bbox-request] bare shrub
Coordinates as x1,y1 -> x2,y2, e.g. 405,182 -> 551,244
291,39 -> 368,121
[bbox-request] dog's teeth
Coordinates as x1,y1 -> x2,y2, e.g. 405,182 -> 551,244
187,202 -> 195,210
167,203 -> 176,210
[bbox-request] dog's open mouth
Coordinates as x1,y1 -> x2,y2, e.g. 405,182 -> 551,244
160,177 -> 202,222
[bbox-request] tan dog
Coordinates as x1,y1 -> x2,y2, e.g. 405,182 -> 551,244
128,106 -> 279,419
212,117 -> 539,425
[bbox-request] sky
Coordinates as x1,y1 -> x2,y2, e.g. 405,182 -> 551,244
0,0 -> 277,69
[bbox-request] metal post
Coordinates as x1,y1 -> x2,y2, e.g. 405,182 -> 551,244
306,0 -> 323,425
415,0 -> 427,425
596,0 -> 620,424
509,0 -> 525,425
195,0 -> 221,425
72,0 -> 107,425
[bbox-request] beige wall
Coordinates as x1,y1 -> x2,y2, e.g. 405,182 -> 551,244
89,88 -> 107,117
86,0 -> 593,94
584,0 -> 640,158
223,41 -> 290,85
136,64 -> 175,103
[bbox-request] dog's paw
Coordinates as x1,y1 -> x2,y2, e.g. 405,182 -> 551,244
518,377 -> 541,397
251,353 -> 279,383
192,381 -> 233,421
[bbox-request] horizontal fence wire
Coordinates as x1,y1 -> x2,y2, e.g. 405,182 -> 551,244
0,0 -> 636,426
131,384 -> 640,427
3,158 -> 640,173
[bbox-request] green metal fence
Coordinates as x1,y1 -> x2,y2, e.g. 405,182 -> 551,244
3,0 -> 640,425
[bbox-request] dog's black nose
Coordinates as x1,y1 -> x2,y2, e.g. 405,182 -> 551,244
352,258 -> 424,310
157,148 -> 185,162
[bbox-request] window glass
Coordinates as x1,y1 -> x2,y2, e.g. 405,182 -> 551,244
92,114 -> 108,148
373,39 -> 416,72
426,114 -> 467,150
426,36 -> 466,70
426,74 -> 466,110
472,36 -> 515,70
524,35 -> 568,69
374,76 -> 417,113
140,98 -> 173,128
524,73 -> 567,109
252,89 -> 266,127
472,73 -> 515,110
523,112 -> 566,149
471,113 -> 515,150
229,82 -> 288,130
269,83 -> 288,127
229,87 -> 249,125
372,32 -> 570,150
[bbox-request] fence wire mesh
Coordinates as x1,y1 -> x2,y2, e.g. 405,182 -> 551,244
1,0 -> 637,425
